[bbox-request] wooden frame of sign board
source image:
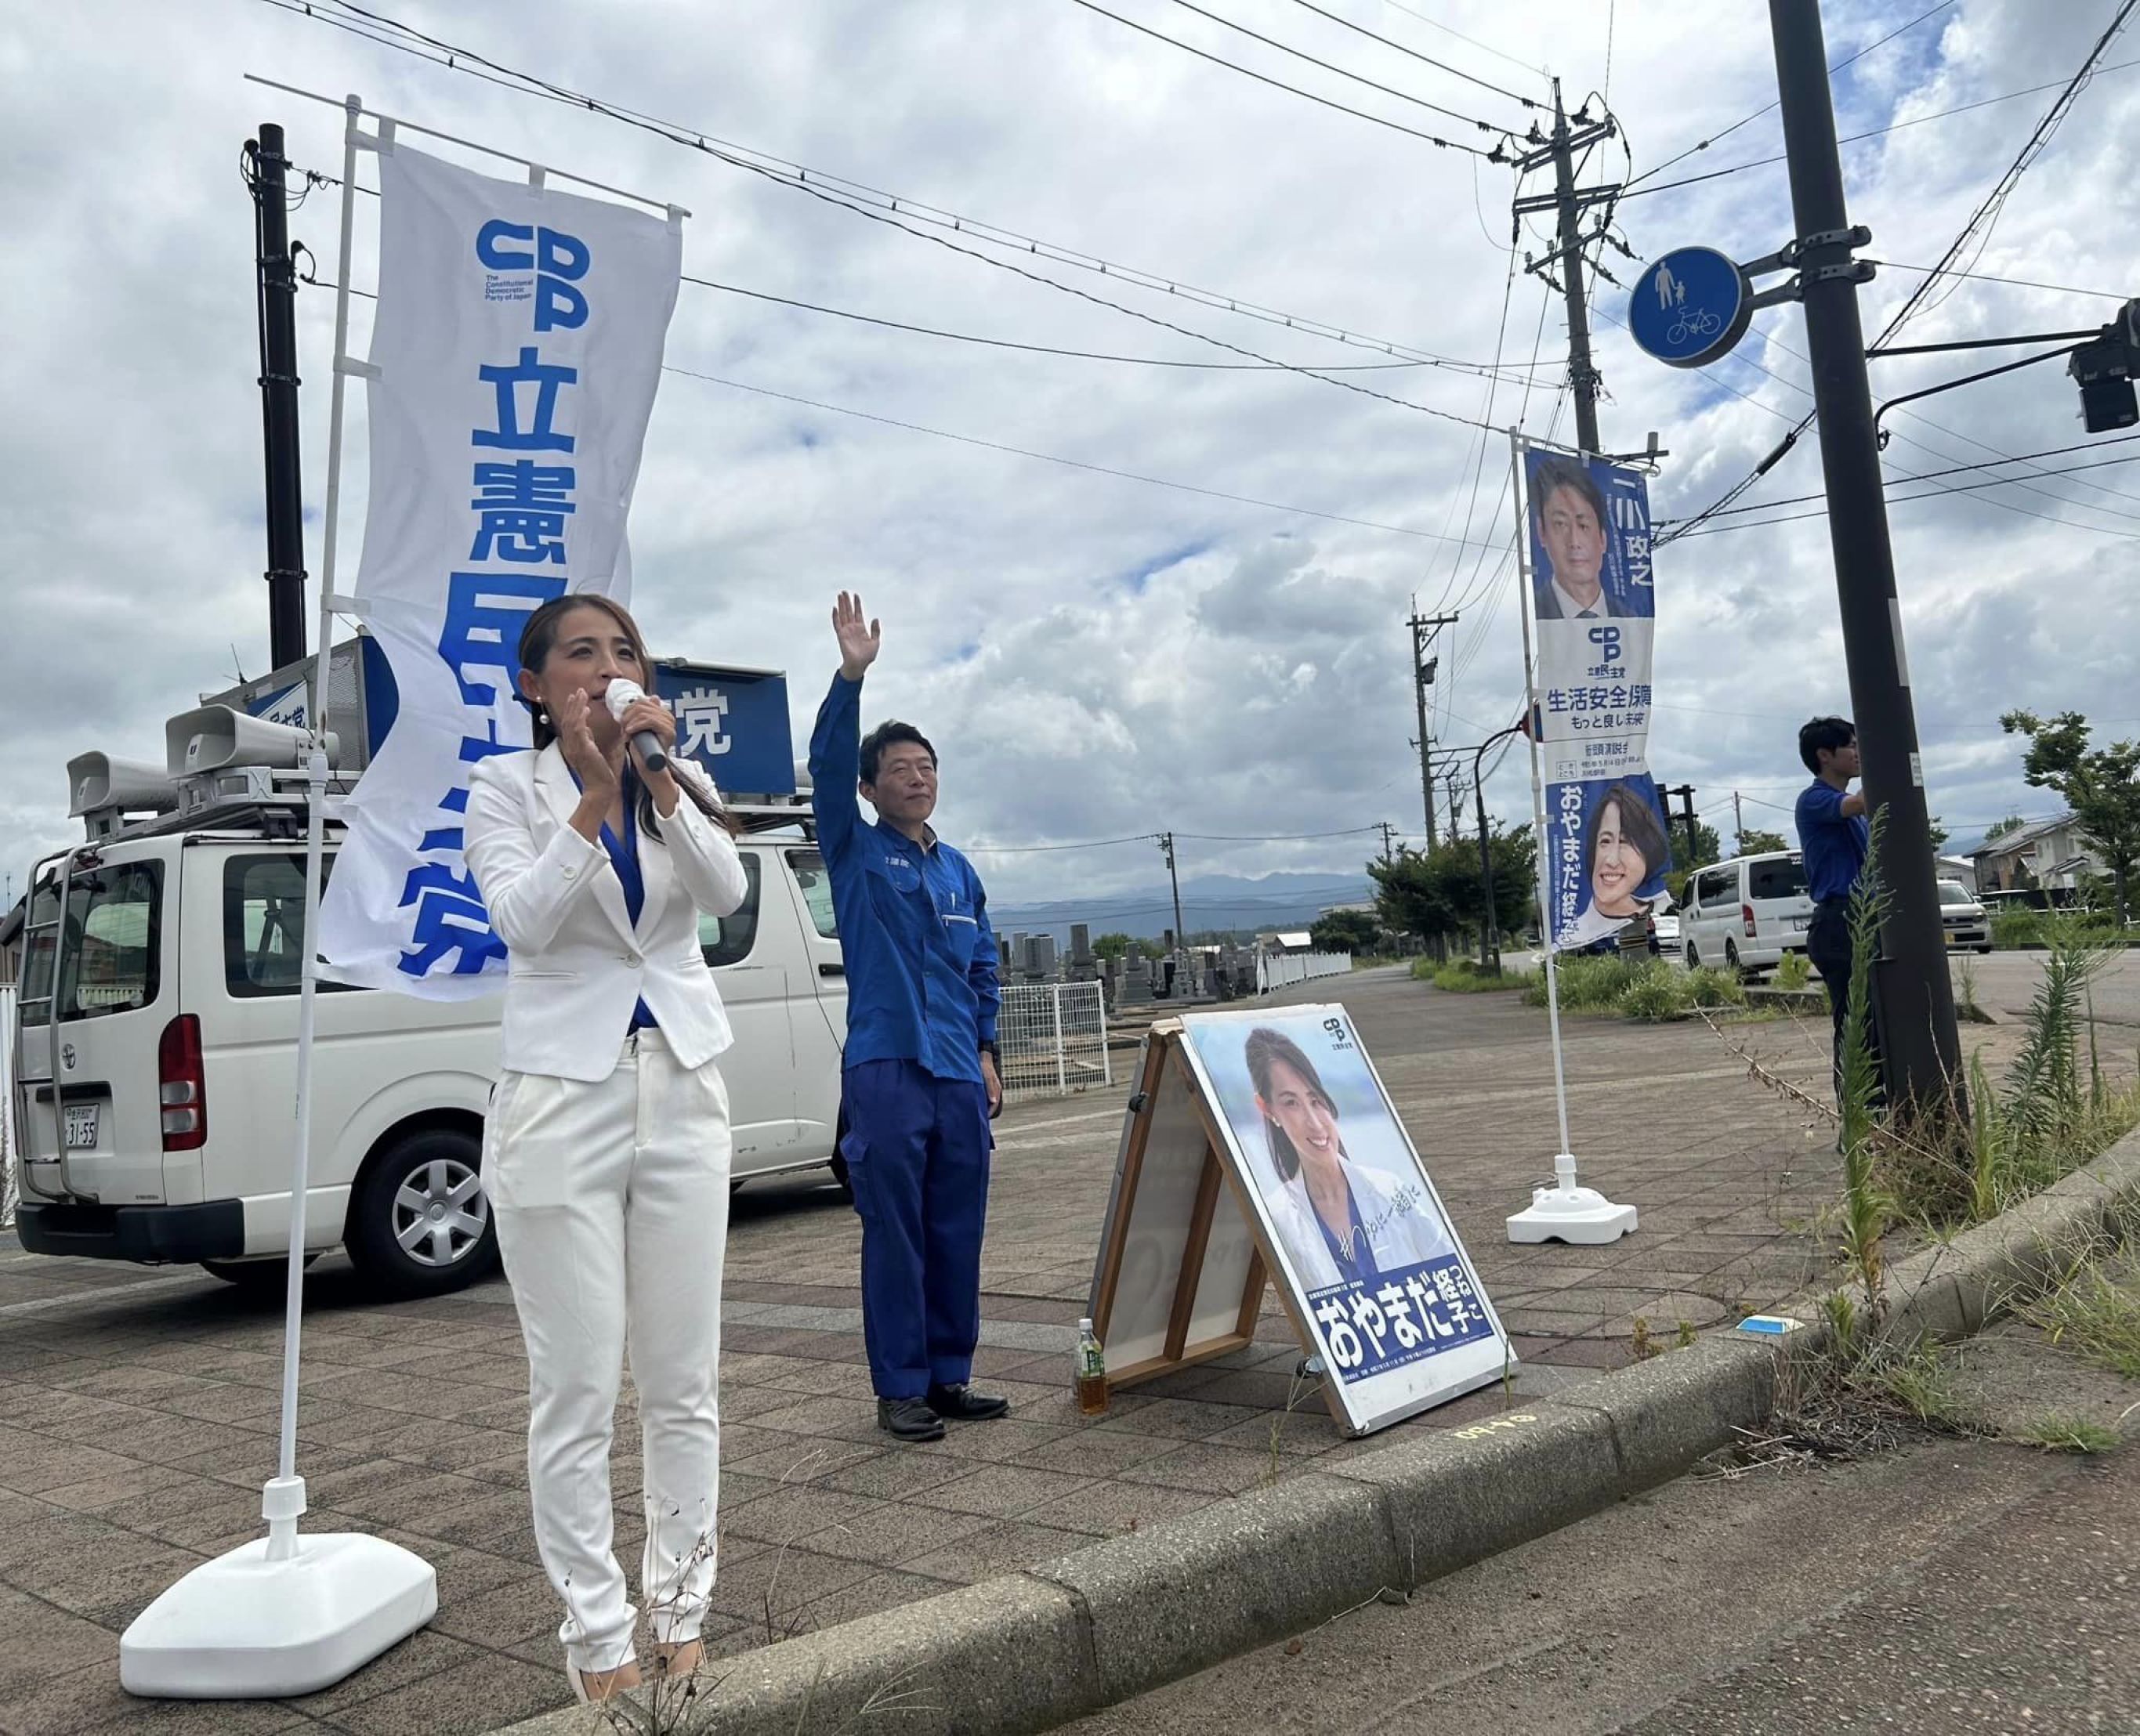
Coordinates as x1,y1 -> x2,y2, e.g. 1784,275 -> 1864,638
1085,1022 -> 1342,1430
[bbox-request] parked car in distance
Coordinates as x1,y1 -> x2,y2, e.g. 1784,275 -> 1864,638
1682,852 -> 1814,978
1937,878 -> 1993,953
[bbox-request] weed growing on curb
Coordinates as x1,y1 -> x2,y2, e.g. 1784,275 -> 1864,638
1773,950 -> 1813,993
1954,956 -> 1993,1024
2011,1413 -> 2124,1455
2014,1255 -> 2140,1380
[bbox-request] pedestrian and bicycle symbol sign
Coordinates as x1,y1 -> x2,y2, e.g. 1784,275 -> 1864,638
1628,245 -> 1754,368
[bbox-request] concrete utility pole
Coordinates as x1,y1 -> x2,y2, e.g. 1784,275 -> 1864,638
1734,790 -> 1747,849
1769,0 -> 1960,1111
1157,832 -> 1186,957
1408,603 -> 1459,851
247,122 -> 309,672
1516,81 -> 1621,455
1377,821 -> 1398,864
1446,770 -> 1466,843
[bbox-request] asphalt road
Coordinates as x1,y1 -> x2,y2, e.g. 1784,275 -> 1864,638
1058,1317 -> 2140,1736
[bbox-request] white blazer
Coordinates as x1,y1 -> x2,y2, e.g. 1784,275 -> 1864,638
465,743 -> 751,1083
1263,1152 -> 1454,1290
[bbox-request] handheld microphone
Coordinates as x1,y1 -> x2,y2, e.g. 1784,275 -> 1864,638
603,678 -> 670,773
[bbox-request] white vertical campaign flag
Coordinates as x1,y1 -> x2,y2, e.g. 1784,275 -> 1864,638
318,143 -> 683,996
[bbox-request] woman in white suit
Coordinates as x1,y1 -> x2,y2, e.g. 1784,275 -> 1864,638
465,594 -> 749,1704
1246,1027 -> 1453,1291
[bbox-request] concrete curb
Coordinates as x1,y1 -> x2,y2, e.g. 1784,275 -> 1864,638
501,1123 -> 2140,1736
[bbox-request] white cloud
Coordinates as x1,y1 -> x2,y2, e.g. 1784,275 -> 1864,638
3,0 -> 2135,908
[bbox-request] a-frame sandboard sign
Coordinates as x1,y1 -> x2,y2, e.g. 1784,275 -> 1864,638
1087,1005 -> 1515,1438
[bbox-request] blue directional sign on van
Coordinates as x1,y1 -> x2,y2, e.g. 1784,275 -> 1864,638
1628,246 -> 1754,369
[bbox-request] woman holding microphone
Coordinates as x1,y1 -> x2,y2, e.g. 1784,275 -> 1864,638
465,594 -> 748,1703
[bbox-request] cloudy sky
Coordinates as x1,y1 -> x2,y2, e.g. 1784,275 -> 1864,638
5,0 -> 2136,910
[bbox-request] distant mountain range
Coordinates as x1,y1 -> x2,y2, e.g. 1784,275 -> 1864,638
990,870 -> 1375,946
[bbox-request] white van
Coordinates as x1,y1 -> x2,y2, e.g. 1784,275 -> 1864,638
12,800 -> 849,1297
1681,852 -> 1816,977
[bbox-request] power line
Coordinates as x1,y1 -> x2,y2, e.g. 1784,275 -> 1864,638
1604,284 -> 2140,531
1865,259 -> 2131,302
1159,0 -> 1530,130
1375,0 -> 1550,83
1617,56 -> 2140,201
1651,11 -> 2138,547
296,171 -> 1494,381
659,365 -> 1511,548
683,276 -> 1443,371
1282,0 -> 1541,107
1655,431 -> 2140,524
1874,0 -> 2138,349
966,833 -> 1159,854
1063,0 -> 1508,155
1623,0 -> 1957,191
1174,824 -> 1388,842
1665,450 -> 2140,540
256,0 -> 1553,383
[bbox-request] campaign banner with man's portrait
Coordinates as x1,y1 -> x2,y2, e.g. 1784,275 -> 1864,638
1175,1006 -> 1514,1433
1517,443 -> 1675,953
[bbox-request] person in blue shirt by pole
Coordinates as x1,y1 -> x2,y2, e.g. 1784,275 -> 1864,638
810,592 -> 1009,1444
1794,715 -> 1882,1112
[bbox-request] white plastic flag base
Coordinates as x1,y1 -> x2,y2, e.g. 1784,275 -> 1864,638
121,1478 -> 435,1699
1507,1153 -> 1638,1246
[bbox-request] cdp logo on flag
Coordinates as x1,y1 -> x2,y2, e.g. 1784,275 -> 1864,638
476,220 -> 591,331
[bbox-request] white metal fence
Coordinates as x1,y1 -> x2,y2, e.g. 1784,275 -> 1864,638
1256,950 -> 1352,994
1,985 -> 17,1230
998,980 -> 1111,1102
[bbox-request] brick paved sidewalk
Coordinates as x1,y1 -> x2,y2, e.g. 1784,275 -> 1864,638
0,966 -> 2054,1734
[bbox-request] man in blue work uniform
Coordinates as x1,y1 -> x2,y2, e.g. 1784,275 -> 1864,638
1794,714 -> 1881,1110
810,592 -> 1009,1444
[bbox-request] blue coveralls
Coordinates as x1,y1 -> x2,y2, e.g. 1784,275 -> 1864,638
809,675 -> 1002,1401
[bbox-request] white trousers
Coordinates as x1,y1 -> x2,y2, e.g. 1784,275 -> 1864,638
486,1030 -> 732,1673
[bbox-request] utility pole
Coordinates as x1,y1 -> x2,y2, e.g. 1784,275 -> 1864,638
1769,0 -> 1960,1111
1734,789 -> 1747,849
1377,821 -> 1398,864
1158,832 -> 1186,957
1407,602 -> 1459,852
1663,783 -> 1700,866
246,123 -> 309,673
1446,770 -> 1465,844
1516,81 -> 1621,455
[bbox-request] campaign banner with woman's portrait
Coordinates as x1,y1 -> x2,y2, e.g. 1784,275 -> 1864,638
1517,443 -> 1675,951
1176,1007 -> 1514,1432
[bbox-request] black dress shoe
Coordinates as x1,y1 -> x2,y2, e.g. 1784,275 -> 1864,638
877,1398 -> 947,1442
925,1383 -> 1011,1422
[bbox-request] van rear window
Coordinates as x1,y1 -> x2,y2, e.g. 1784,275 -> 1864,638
21,862 -> 163,1025
1749,858 -> 1809,901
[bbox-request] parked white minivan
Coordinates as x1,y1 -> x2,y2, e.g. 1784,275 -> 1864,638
1681,852 -> 1816,977
13,802 -> 849,1297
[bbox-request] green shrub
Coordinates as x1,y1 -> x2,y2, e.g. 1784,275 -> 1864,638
1773,950 -> 1812,992
1685,966 -> 1748,1009
1991,908 -> 2040,949
1619,969 -> 1687,1022
1429,957 -> 1533,993
1409,956 -> 1436,982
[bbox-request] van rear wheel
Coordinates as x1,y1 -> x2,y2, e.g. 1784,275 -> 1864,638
346,1129 -> 499,1300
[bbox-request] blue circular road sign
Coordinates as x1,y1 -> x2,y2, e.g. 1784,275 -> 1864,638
1628,246 -> 1754,368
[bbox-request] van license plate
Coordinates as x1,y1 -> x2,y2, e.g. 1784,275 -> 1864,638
1791,916 -> 1810,931
63,1105 -> 98,1148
